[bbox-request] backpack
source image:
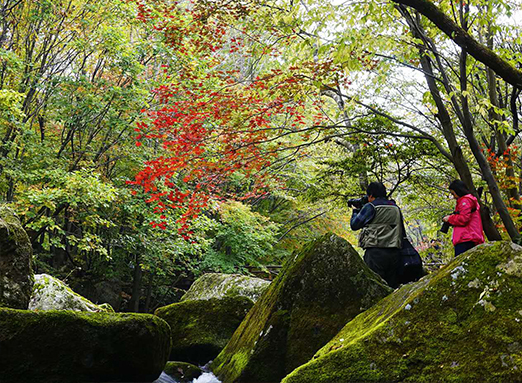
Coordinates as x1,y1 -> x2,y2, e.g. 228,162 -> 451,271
398,210 -> 426,284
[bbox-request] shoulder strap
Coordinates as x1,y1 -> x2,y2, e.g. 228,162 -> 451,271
397,207 -> 408,243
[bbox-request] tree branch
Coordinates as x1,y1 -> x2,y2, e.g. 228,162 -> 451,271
392,0 -> 522,88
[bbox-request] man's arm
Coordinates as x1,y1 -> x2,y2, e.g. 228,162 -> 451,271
350,203 -> 375,230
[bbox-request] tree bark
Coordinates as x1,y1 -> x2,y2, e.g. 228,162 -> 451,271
392,0 -> 522,89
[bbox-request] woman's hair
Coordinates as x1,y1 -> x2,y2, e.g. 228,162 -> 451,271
449,180 -> 471,197
366,182 -> 387,198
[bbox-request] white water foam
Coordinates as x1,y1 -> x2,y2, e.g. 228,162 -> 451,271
192,372 -> 221,383
153,370 -> 222,383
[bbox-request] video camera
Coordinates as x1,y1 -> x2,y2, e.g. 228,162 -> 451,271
347,196 -> 369,209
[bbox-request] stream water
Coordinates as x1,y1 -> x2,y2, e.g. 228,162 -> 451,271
154,371 -> 221,383
152,362 -> 221,383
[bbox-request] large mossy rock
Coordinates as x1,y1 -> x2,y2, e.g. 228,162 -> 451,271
29,274 -> 111,312
0,206 -> 33,309
155,296 -> 254,364
212,233 -> 393,383
283,241 -> 522,383
0,308 -> 171,382
181,273 -> 270,303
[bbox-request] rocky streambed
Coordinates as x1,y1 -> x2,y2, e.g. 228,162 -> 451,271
2,203 -> 522,382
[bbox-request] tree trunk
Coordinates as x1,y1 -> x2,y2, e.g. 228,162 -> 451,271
460,49 -> 520,242
129,256 -> 142,313
485,24 -> 521,210
399,7 -> 502,240
144,279 -> 153,313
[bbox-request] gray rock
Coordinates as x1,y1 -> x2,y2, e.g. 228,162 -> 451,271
29,274 -> 111,312
0,205 -> 33,309
181,273 -> 270,303
74,278 -> 123,310
212,233 -> 393,383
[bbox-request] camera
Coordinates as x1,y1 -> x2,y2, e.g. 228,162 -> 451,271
440,221 -> 451,234
440,211 -> 458,233
347,196 -> 369,209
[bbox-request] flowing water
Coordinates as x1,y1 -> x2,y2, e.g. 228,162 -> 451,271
153,371 -> 221,383
153,362 -> 221,383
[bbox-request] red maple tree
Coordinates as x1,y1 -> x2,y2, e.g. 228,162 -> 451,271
129,0 -> 341,237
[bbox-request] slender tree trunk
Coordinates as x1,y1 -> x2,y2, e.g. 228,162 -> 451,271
399,7 -> 502,240
129,255 -> 142,313
144,278 -> 153,313
460,52 -> 520,241
485,25 -> 521,210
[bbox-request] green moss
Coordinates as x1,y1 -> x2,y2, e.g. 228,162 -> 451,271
98,303 -> 115,312
283,242 -> 522,383
30,274 -> 111,312
212,233 -> 392,383
164,361 -> 202,382
155,295 -> 253,364
181,273 -> 270,302
0,307 -> 171,382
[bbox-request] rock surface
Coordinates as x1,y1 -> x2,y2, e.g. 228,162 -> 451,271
283,242 -> 522,383
212,233 -> 393,383
0,205 -> 33,309
164,361 -> 203,382
155,296 -> 254,364
0,307 -> 171,382
29,274 -> 111,312
181,273 -> 270,303
74,278 -> 124,311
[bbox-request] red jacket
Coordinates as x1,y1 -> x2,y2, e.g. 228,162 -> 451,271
448,194 -> 485,246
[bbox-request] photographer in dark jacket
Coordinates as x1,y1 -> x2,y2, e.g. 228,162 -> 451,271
350,182 -> 402,288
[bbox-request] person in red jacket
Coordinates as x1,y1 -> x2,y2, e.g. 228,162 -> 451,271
442,180 -> 485,256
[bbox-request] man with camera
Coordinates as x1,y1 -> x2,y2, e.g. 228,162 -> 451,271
350,182 -> 402,288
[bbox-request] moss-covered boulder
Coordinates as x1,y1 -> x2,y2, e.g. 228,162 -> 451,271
181,273 -> 270,303
29,274 -> 112,312
0,206 -> 33,309
155,296 -> 254,364
164,361 -> 203,382
212,233 -> 393,383
282,241 -> 522,383
0,307 -> 171,382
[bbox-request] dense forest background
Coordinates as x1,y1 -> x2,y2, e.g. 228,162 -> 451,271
1,0 -> 521,312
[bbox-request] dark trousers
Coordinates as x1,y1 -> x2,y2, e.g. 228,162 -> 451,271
364,247 -> 401,289
454,241 -> 476,257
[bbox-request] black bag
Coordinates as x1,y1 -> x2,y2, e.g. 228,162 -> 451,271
398,211 -> 425,284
